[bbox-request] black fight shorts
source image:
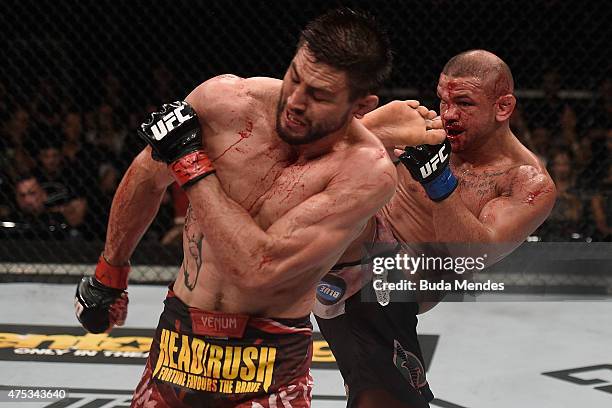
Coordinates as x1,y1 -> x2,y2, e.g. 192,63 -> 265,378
316,283 -> 434,407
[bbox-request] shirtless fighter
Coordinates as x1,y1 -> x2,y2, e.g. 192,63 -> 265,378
72,9 -> 440,408
314,50 -> 557,408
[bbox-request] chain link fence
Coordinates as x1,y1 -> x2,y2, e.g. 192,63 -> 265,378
0,0 -> 610,287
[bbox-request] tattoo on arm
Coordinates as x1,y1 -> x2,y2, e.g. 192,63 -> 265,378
183,205 -> 204,291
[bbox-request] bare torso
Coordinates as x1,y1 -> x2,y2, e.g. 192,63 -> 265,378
335,137 -> 551,295
383,151 -> 543,243
173,76 -> 389,317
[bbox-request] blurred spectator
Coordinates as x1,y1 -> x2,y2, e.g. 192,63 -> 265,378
33,127 -> 87,229
576,125 -> 611,191
30,78 -> 63,128
87,104 -> 128,159
539,150 -> 584,241
101,72 -> 124,112
150,64 -> 178,107
100,71 -> 131,128
1,106 -> 36,177
61,111 -> 87,162
97,104 -> 124,154
6,175 -> 70,240
510,106 -> 532,150
0,63 -> 608,246
530,127 -> 552,165
15,176 -> 47,217
0,81 -> 9,123
584,76 -> 612,132
524,69 -> 578,146
0,170 -> 14,220
589,130 -> 611,240
574,130 -> 595,177
83,161 -> 119,241
61,111 -> 102,193
590,164 -> 611,241
82,103 -> 133,180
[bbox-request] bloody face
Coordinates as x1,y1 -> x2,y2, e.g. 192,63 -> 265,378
276,46 -> 354,145
437,74 -> 499,153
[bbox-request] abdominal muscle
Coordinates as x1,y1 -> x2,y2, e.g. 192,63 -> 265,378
172,268 -> 317,318
170,205 -> 318,318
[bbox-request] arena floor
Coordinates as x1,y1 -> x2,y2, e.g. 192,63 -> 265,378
0,283 -> 610,408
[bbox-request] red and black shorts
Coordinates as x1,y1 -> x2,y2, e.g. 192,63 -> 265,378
132,287 -> 313,407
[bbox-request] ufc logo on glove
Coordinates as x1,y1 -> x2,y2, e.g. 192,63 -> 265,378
150,103 -> 195,140
419,144 -> 449,178
399,139 -> 457,202
137,101 -> 216,187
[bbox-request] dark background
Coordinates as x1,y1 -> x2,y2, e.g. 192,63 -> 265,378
1,0 -> 609,104
0,0 -> 610,281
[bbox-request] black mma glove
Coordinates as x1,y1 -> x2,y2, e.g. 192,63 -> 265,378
74,255 -> 129,334
137,101 -> 215,187
398,138 -> 458,202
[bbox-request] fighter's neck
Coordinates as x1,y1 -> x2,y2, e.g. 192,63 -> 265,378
452,128 -> 516,168
291,120 -> 353,161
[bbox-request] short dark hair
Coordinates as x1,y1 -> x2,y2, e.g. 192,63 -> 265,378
298,8 -> 393,99
14,173 -> 38,187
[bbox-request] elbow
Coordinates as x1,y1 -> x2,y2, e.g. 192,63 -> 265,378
231,264 -> 277,291
233,275 -> 270,291
231,249 -> 296,291
229,247 -> 281,291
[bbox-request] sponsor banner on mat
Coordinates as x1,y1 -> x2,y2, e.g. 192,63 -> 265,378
0,324 -> 438,371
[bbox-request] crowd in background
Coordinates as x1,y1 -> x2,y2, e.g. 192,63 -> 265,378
0,67 -> 610,244
0,67 -> 184,245
511,72 -> 611,241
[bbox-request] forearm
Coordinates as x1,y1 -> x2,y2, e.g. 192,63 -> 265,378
431,194 -> 494,242
104,152 -> 171,264
184,175 -> 271,281
430,194 -> 519,264
183,173 -> 364,288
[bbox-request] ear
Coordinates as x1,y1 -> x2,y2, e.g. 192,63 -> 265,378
352,95 -> 379,119
495,94 -> 516,122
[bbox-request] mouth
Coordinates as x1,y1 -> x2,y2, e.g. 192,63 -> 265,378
286,110 -> 307,129
445,125 -> 465,140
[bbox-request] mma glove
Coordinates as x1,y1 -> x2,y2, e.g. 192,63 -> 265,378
137,101 -> 215,187
74,255 -> 129,334
399,138 -> 458,202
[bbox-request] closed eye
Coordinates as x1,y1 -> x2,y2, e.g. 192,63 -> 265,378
312,94 -> 327,102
